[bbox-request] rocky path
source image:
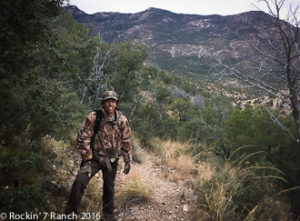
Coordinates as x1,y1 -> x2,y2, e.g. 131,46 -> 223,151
115,151 -> 197,221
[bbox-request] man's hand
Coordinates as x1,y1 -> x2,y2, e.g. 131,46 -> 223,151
123,162 -> 131,174
78,160 -> 92,177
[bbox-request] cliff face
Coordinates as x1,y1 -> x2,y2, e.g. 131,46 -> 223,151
65,5 -> 281,79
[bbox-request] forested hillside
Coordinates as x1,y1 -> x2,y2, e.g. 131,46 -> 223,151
1,1 -> 300,221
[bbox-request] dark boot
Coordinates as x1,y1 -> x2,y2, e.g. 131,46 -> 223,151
100,213 -> 117,221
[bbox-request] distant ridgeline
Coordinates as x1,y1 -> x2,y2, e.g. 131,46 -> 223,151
65,5 -> 285,83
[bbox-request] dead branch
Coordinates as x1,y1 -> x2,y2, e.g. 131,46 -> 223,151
264,106 -> 299,143
215,58 -> 291,106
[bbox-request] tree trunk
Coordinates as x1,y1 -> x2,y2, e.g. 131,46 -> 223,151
291,168 -> 300,220
288,76 -> 300,220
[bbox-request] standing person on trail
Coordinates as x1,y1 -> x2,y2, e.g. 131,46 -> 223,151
66,91 -> 132,221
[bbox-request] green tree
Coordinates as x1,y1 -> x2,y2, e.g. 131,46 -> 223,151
216,0 -> 300,217
224,105 -> 300,186
110,41 -> 148,104
169,97 -> 195,122
0,1 -> 90,212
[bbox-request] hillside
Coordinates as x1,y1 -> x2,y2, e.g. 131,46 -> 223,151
65,5 -> 280,81
2,2 -> 299,220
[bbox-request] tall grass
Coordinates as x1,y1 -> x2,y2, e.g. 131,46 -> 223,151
195,146 -> 287,221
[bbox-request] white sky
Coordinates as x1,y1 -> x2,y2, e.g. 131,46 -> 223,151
67,0 -> 298,17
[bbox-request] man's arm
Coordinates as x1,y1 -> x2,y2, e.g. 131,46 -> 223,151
120,117 -> 132,163
77,112 -> 95,161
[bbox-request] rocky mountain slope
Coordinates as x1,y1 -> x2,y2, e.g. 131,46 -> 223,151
65,5 -> 281,80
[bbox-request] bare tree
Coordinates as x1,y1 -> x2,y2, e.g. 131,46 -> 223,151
215,0 -> 300,219
79,34 -> 115,107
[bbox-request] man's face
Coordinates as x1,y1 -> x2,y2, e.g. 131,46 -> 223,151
103,98 -> 117,116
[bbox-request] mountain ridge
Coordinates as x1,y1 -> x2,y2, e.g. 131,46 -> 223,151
65,5 -> 278,80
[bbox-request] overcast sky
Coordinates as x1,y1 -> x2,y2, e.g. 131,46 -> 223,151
67,0 -> 297,17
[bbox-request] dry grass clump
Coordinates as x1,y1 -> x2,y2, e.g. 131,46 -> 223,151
197,162 -> 214,182
196,163 -> 239,221
131,138 -> 147,164
116,174 -> 150,208
157,139 -> 196,181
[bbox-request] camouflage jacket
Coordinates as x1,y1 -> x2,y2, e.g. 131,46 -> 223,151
77,109 -> 131,162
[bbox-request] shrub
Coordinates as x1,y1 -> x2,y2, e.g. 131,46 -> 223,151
195,146 -> 286,221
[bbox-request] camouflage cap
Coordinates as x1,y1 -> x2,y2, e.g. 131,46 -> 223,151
102,90 -> 118,101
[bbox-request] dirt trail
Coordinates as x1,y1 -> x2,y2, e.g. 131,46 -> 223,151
115,151 -> 197,221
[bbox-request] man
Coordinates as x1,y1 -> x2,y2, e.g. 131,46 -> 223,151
66,91 -> 131,220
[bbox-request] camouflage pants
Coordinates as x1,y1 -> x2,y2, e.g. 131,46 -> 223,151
66,159 -> 118,215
